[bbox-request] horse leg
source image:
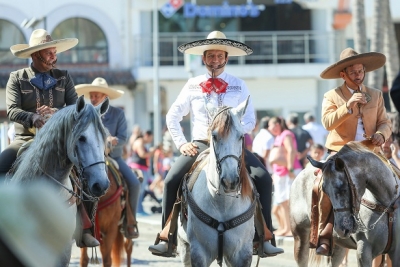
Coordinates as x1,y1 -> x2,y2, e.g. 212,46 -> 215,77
292,227 -> 311,267
357,241 -> 373,267
80,247 -> 89,267
178,234 -> 191,267
124,238 -> 133,267
189,242 -> 212,267
100,219 -> 120,267
330,246 -> 347,267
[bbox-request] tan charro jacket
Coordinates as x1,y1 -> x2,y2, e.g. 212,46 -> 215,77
322,82 -> 391,151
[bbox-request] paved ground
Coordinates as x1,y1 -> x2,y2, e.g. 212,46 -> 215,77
69,196 -> 359,267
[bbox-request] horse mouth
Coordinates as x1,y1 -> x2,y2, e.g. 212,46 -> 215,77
221,178 -> 239,193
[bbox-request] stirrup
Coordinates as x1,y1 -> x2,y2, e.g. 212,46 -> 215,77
150,233 -> 177,258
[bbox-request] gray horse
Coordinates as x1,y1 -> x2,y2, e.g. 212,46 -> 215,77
290,140 -> 400,267
178,98 -> 256,267
10,95 -> 110,267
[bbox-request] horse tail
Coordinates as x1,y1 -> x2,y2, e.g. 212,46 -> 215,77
112,231 -> 124,266
308,249 -> 325,267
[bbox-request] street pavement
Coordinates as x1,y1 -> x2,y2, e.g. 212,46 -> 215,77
69,196 -> 359,267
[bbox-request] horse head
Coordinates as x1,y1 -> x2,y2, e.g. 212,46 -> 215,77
67,95 -> 110,197
206,96 -> 250,194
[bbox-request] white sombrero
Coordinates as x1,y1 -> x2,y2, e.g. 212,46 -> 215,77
75,77 -> 124,100
178,31 -> 253,56
320,47 -> 386,79
10,29 -> 78,59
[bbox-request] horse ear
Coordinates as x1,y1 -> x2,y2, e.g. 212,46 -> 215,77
335,157 -> 345,171
204,96 -> 217,119
231,95 -> 250,120
95,97 -> 109,115
75,95 -> 86,119
307,155 -> 325,169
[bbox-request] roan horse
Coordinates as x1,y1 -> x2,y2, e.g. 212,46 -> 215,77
290,140 -> 400,267
10,95 -> 110,267
80,157 -> 133,267
178,98 -> 256,267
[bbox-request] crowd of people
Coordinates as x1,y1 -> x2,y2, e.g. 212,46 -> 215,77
247,112 -> 328,238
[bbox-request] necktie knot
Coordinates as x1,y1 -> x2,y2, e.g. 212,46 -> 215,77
199,78 -> 228,94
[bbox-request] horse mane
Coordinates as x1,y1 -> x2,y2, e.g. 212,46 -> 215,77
207,107 -> 253,199
11,104 -> 108,182
341,140 -> 375,155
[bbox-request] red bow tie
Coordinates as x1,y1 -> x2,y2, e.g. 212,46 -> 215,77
199,78 -> 228,94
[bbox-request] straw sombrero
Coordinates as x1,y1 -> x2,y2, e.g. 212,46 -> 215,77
10,29 -> 78,59
178,31 -> 253,56
320,47 -> 386,79
75,77 -> 124,100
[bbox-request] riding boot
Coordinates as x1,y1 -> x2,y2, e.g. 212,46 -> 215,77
75,203 -> 99,247
316,190 -> 334,256
148,205 -> 179,257
253,198 -> 284,257
123,190 -> 139,239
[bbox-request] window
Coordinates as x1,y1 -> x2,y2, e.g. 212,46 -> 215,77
52,18 -> 108,64
0,19 -> 27,65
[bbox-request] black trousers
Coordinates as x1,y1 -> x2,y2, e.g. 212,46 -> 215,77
0,137 -> 31,176
161,140 -> 274,233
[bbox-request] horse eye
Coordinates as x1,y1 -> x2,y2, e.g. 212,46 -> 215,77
79,136 -> 86,142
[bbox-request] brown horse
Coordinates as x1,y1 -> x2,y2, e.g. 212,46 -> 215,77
80,157 -> 133,267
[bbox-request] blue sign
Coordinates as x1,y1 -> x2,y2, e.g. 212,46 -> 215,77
160,0 -> 266,19
183,3 -> 264,18
160,2 -> 178,19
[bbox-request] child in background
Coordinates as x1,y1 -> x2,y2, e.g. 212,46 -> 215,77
306,144 -> 325,167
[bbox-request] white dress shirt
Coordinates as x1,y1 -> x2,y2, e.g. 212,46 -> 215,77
166,71 -> 256,149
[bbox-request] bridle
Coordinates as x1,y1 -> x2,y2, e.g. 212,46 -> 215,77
209,106 -> 244,197
325,154 -> 399,231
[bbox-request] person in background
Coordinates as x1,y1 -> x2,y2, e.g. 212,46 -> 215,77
129,130 -> 156,216
308,143 -> 325,163
268,116 -> 302,237
252,116 -> 274,171
75,77 -> 141,239
302,112 -> 328,148
286,113 -> 313,168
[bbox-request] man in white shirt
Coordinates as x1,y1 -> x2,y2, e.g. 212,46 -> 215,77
148,31 -> 283,257
302,112 -> 328,147
252,116 -> 274,172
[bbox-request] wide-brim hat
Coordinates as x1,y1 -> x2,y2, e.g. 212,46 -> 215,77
10,29 -> 78,59
75,77 -> 124,100
178,31 -> 253,56
320,47 -> 386,79
0,183 -> 74,267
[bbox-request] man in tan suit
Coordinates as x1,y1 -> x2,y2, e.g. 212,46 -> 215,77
316,48 -> 392,255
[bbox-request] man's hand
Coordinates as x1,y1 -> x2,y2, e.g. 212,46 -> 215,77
371,133 -> 385,146
32,114 -> 45,129
36,105 -> 57,116
346,92 -> 367,109
107,136 -> 119,146
179,142 -> 199,156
